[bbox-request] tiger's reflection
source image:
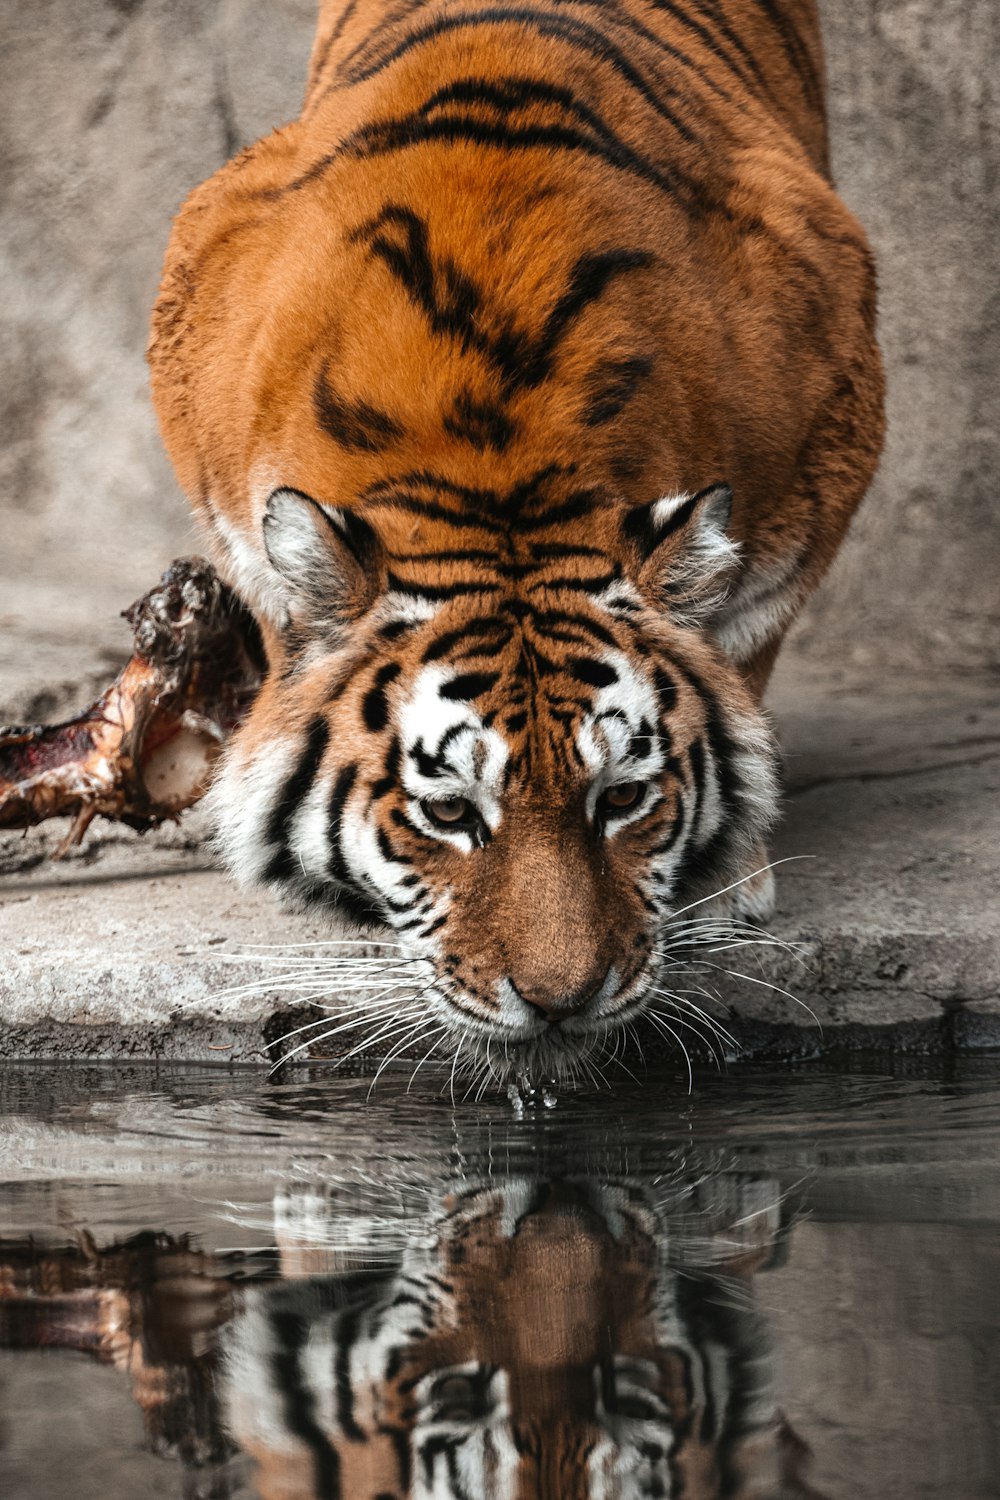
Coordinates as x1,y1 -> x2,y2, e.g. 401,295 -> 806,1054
225,1174 -> 826,1500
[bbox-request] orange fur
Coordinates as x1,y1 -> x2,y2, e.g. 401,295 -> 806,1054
150,0 -> 882,675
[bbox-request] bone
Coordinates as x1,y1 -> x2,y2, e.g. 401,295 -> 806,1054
0,557 -> 263,855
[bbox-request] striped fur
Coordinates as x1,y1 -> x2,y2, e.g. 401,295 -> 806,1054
149,0 -> 884,1067
224,1176 -> 824,1498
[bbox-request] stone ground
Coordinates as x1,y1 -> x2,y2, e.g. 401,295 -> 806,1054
2,595 -> 997,1061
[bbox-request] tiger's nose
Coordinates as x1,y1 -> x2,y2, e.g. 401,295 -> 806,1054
511,971 -> 610,1023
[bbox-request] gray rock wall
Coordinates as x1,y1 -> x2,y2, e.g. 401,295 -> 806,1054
803,0 -> 1000,672
1,0 -> 997,671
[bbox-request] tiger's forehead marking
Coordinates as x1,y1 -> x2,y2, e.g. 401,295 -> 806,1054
575,649 -> 664,779
398,662 -> 510,829
394,627 -> 668,820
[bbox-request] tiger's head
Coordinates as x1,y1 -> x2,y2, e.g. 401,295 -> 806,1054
208,469 -> 777,1078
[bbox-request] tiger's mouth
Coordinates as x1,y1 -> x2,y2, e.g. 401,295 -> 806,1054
410,952 -> 660,1094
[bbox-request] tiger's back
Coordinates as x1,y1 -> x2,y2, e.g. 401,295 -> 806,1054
151,0 -> 881,673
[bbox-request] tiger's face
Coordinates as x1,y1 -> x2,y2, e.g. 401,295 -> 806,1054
209,476 -> 777,1075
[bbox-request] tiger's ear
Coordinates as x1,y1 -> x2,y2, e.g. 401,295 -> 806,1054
623,482 -> 739,621
262,487 -> 383,627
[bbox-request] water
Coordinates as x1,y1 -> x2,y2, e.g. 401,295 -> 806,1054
1,1058 -> 999,1499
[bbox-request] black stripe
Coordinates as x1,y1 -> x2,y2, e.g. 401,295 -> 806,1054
413,739 -> 448,778
527,568 -> 620,594
655,666 -> 679,713
351,204 -> 653,396
272,39 -> 712,214
365,491 -> 507,532
677,736 -> 706,885
532,610 -> 618,647
391,805 -> 441,845
361,660 -> 402,732
262,716 -> 330,882
510,489 -> 598,530
323,502 -> 383,573
344,109 -> 687,203
330,10 -> 705,146
327,763 -> 359,888
568,656 -> 617,688
371,735 -> 401,799
332,887 -> 385,927
530,540 -> 608,561
440,671 -> 499,701
536,621 -> 614,651
423,618 -> 512,662
443,388 -> 516,452
670,655 -> 761,891
525,248 -> 654,387
379,617 -> 416,641
647,802 -> 686,858
532,623 -> 600,649
648,0 -> 771,101
334,1305 -> 365,1441
270,1310 -> 342,1498
334,4 -> 734,113
306,0 -> 359,102
386,569 -> 496,600
314,362 -> 404,453
388,1426 -> 412,1491
361,465 -> 576,529
743,0 -> 824,111
583,354 -> 654,426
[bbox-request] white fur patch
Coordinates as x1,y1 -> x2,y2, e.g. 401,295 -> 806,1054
205,738 -> 297,886
265,489 -> 325,575
286,768 -> 335,882
648,491 -> 691,524
713,552 -> 805,663
213,511 -> 291,628
652,487 -> 742,625
575,650 -> 665,830
398,664 -> 510,843
694,741 -> 724,847
374,591 -> 441,629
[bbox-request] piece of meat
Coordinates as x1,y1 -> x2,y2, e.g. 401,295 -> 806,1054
0,558 -> 263,855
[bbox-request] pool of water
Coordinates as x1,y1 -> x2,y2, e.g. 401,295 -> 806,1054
1,1057 -> 998,1499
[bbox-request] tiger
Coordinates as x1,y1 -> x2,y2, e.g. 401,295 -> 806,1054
224,1171 -> 826,1498
148,0 -> 885,1077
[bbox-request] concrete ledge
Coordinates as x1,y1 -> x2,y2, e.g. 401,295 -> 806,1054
2,664 -> 998,1063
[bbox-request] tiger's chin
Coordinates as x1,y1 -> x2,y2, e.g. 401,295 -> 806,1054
438,1022 -> 611,1102
506,1027 -> 611,1096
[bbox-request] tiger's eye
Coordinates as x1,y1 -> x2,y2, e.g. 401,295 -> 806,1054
424,796 -> 473,826
604,781 -> 643,810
